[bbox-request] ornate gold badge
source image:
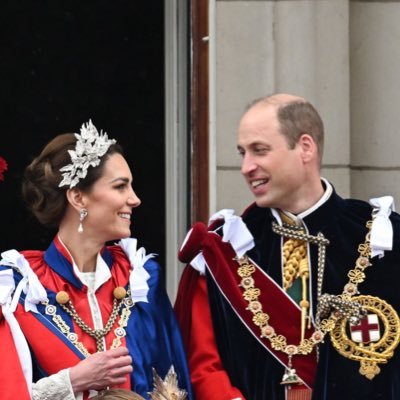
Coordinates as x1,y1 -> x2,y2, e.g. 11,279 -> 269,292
330,295 -> 400,379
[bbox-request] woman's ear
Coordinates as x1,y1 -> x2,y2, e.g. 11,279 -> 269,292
66,188 -> 86,211
298,133 -> 317,163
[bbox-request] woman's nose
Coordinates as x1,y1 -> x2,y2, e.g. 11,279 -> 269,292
127,191 -> 141,208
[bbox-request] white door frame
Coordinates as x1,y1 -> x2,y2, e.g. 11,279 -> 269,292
164,0 -> 189,300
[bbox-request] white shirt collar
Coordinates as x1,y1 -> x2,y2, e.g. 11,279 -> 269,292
57,235 -> 112,291
274,177 -> 333,225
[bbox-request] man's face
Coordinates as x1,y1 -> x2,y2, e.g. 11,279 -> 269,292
237,104 -> 306,211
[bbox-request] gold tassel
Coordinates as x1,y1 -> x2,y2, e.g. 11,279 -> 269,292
299,258 -> 310,341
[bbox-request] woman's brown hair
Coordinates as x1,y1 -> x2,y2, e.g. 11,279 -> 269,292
22,132 -> 122,227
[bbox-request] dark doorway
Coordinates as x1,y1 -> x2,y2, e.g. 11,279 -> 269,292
0,2 -> 165,268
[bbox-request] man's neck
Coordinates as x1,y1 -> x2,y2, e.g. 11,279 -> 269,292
280,178 -> 332,220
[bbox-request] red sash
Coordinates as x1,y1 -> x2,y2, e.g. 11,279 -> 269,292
0,318 -> 31,400
179,222 -> 317,389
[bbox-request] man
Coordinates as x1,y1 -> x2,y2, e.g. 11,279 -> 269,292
175,94 -> 400,400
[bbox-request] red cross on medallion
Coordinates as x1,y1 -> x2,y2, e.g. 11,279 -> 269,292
350,314 -> 379,343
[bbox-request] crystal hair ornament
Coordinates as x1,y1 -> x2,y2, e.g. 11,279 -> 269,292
59,120 -> 116,188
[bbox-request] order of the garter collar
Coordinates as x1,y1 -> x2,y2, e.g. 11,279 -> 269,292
59,119 -> 116,188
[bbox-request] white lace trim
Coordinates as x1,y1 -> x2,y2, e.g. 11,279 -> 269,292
32,369 -> 75,400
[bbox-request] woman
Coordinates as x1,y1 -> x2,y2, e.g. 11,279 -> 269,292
0,121 -> 192,400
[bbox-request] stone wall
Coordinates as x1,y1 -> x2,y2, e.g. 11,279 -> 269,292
213,0 -> 400,214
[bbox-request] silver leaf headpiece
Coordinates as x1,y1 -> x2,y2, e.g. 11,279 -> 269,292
59,120 -> 117,188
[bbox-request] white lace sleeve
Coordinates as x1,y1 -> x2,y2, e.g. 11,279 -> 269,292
32,368 -> 76,400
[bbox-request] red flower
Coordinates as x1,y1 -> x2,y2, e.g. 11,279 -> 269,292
0,156 -> 8,182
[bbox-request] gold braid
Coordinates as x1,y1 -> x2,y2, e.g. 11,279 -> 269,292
280,213 -> 311,339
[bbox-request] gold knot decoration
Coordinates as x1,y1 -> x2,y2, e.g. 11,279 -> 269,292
277,216 -> 314,343
114,286 -> 127,300
282,238 -> 307,290
56,291 -> 70,305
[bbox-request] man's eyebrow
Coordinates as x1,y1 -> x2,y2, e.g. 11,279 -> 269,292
237,142 -> 269,149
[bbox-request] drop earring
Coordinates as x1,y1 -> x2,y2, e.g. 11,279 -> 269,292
78,208 -> 88,233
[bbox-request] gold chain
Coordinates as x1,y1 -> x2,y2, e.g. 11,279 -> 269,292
236,220 -> 373,358
44,288 -> 134,356
44,300 -> 91,357
111,296 -> 134,349
59,298 -> 124,352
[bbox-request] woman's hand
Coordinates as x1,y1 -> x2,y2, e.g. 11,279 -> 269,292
69,347 -> 133,393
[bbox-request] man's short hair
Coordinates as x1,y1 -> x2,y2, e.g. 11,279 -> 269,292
247,96 -> 324,163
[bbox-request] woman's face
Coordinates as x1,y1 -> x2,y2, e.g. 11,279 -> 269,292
82,153 -> 141,242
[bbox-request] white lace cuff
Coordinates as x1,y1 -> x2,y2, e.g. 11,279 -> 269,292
32,369 -> 75,400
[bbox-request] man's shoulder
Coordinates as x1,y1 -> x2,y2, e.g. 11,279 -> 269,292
338,196 -> 400,251
339,196 -> 371,213
239,203 -> 274,239
340,196 -> 400,222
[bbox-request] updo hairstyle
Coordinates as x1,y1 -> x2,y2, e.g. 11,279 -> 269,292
22,133 -> 123,227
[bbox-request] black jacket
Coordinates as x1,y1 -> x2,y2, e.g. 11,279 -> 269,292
206,189 -> 400,400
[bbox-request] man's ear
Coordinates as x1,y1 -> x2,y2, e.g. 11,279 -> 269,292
66,188 -> 86,211
298,133 -> 317,163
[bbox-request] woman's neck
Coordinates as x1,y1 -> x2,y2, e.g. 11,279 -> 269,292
57,227 -> 103,273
